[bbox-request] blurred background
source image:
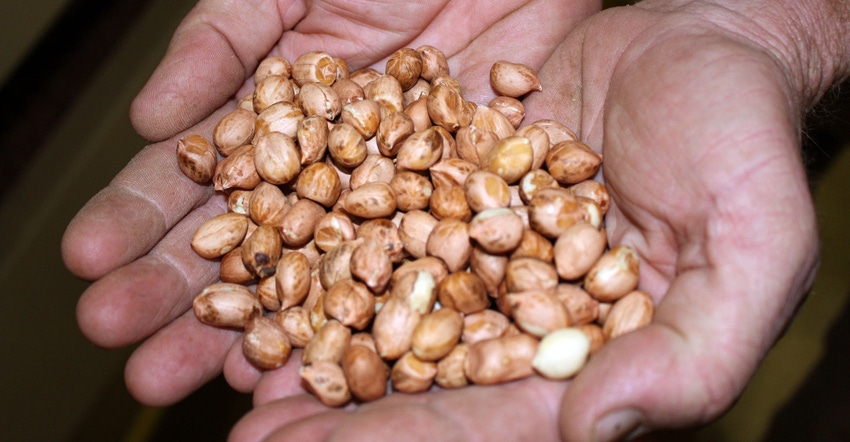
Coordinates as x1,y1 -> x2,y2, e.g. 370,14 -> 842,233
1,0 -> 848,440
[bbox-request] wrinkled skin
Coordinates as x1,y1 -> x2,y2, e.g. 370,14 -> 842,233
61,0 -> 843,440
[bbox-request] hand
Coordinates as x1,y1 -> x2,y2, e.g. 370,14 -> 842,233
228,1 -> 847,440
61,0 -> 598,407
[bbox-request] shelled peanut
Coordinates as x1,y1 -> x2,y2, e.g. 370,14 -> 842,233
179,46 -> 654,407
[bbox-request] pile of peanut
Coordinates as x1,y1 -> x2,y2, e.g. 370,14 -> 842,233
177,47 -> 654,407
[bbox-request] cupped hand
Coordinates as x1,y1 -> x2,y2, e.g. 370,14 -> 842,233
230,2 -> 829,441
61,0 -> 598,407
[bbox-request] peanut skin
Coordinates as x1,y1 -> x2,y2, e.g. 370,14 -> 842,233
464,333 -> 539,385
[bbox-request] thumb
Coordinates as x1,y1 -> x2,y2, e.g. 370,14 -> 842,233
560,308 -> 735,441
559,235 -> 818,440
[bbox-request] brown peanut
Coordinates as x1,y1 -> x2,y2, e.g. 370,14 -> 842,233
464,333 -> 539,385
410,307 -> 463,361
343,345 -> 389,402
177,134 -> 218,184
603,290 -> 654,340
193,283 -> 262,329
243,315 -> 292,370
299,361 -> 351,407
391,351 -> 437,394
191,212 -> 249,259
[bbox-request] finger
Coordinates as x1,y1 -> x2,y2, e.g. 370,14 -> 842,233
61,108 -> 229,281
572,174 -> 816,442
61,143 -> 211,281
130,0 -> 287,141
251,348 -> 307,406
74,192 -> 225,348
265,407 -> 347,442
124,310 -> 240,406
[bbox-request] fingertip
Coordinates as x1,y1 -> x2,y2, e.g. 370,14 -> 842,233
124,359 -> 182,408
124,341 -> 187,407
61,196 -> 135,281
129,86 -> 186,142
124,314 -> 238,406
74,258 -> 182,349
223,335 -> 263,394
130,76 -> 232,142
228,409 -> 269,442
64,182 -> 177,284
75,285 -> 127,349
129,27 -> 248,142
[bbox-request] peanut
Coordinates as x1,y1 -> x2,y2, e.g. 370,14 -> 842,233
190,212 -> 249,259
176,134 -> 217,184
299,361 -> 351,407
410,307 -> 464,361
489,60 -> 542,98
391,351 -> 437,394
532,327 -> 590,380
462,309 -> 511,344
180,48 -> 655,408
464,333 -> 539,385
554,222 -> 608,280
302,319 -> 350,365
343,345 -> 389,401
584,245 -> 641,302
243,315 -> 292,370
436,271 -> 489,315
213,109 -> 256,156
274,306 -> 314,348
213,144 -> 261,191
468,208 -> 525,254
435,342 -> 470,389
219,247 -> 256,284
603,290 -> 654,340
248,181 -> 290,227
323,279 -> 375,330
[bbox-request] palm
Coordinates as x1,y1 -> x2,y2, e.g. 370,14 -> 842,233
235,6 -> 820,441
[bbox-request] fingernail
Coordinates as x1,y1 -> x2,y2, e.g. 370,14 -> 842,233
593,409 -> 645,442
